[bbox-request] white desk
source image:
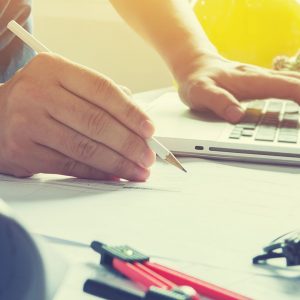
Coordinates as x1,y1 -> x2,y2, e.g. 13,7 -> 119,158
1,88 -> 300,300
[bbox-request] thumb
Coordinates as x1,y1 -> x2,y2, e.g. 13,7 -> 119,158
179,80 -> 245,123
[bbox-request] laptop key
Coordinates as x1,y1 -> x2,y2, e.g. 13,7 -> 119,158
261,119 -> 279,126
261,112 -> 280,126
236,123 -> 256,129
257,125 -> 277,131
255,126 -> 277,141
246,100 -> 300,143
242,129 -> 254,137
278,124 -> 298,142
237,108 -> 262,128
282,113 -> 299,122
244,108 -> 262,121
247,100 -> 266,110
285,102 -> 299,113
229,133 -> 241,139
278,135 -> 298,143
267,101 -> 283,112
229,127 -> 243,139
278,128 -> 298,135
255,135 -> 276,142
281,120 -> 298,128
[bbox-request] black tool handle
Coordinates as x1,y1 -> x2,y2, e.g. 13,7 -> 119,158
84,280 -> 190,300
84,279 -> 142,300
145,287 -> 189,300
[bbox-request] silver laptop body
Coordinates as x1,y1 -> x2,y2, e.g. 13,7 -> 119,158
147,92 -> 300,166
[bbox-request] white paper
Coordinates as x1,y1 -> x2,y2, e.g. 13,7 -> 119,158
2,158 -> 300,299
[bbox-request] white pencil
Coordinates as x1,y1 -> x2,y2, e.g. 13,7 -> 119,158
7,20 -> 186,173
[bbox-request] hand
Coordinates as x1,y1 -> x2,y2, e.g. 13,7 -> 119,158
0,53 -> 156,181
177,53 -> 300,123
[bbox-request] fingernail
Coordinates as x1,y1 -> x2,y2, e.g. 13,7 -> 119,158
140,120 -> 155,138
140,149 -> 156,168
225,105 -> 244,123
133,167 -> 150,182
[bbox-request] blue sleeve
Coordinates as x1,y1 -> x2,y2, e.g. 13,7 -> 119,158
0,0 -> 35,83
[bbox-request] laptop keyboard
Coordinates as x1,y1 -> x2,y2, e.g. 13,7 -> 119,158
229,100 -> 300,144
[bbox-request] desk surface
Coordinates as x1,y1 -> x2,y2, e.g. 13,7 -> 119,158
1,88 -> 300,300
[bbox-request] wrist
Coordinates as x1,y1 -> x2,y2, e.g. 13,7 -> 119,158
170,47 -> 221,83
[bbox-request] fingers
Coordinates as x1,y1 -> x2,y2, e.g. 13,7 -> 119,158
46,88 -> 156,169
56,56 -> 154,139
180,80 -> 244,123
217,65 -> 300,102
224,69 -> 300,102
24,144 -> 117,180
0,53 -> 154,181
239,64 -> 300,81
35,119 -> 150,181
271,69 -> 300,80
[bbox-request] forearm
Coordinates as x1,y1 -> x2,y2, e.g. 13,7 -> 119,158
109,0 -> 218,81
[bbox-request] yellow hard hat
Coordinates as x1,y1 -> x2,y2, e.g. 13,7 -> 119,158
194,0 -> 300,67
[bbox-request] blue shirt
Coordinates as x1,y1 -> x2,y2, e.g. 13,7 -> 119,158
0,0 -> 35,82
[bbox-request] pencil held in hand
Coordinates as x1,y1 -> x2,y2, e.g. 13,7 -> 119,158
7,20 -> 186,174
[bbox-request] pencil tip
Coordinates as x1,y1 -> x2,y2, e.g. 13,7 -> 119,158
166,153 -> 187,173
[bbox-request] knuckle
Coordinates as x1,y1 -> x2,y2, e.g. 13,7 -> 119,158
30,52 -> 62,67
189,80 -> 207,99
93,76 -> 114,99
121,135 -> 142,158
111,157 -> 131,176
61,159 -> 79,175
73,135 -> 98,160
87,110 -> 110,136
235,64 -> 251,72
124,104 -> 141,122
179,80 -> 206,108
31,52 -> 52,64
24,53 -> 65,78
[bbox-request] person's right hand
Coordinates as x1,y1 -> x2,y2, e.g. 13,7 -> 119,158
0,53 -> 156,181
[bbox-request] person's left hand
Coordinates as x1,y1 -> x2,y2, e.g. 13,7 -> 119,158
177,53 -> 300,123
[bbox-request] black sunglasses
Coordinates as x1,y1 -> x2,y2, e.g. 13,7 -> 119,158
253,230 -> 300,267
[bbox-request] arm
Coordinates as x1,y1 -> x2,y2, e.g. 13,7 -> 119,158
110,0 -> 216,81
110,0 -> 300,123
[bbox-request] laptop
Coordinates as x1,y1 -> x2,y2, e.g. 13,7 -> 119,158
146,91 -> 300,166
